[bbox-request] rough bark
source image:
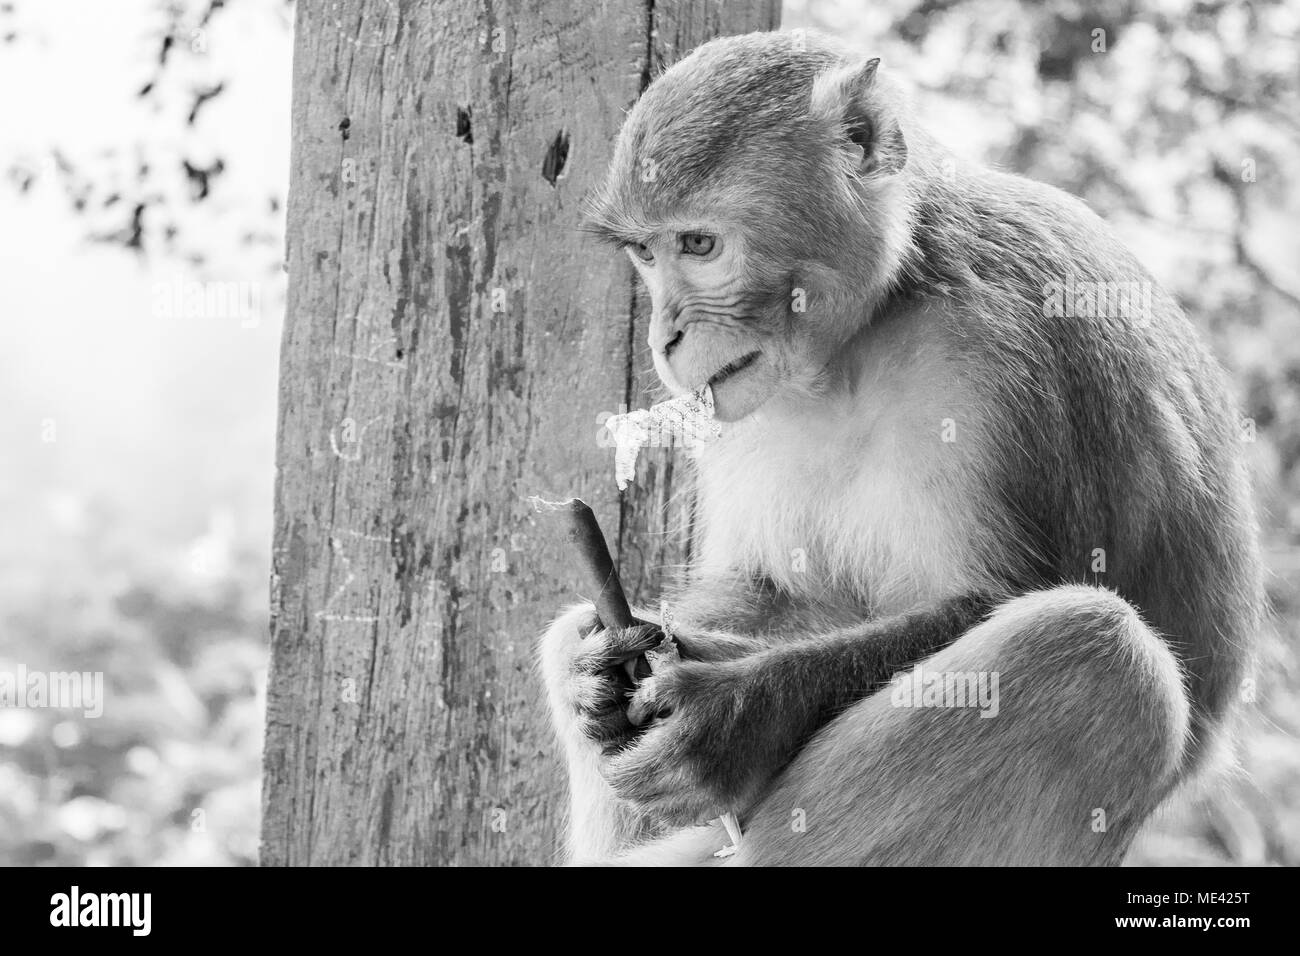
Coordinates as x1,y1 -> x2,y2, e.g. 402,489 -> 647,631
262,0 -> 780,866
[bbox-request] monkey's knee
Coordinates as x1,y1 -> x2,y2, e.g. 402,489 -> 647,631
734,589 -> 1188,865
990,586 -> 1190,807
994,587 -> 1188,736
878,586 -> 1190,862
537,602 -> 598,707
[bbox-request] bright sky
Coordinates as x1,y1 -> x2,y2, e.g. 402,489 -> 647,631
0,0 -> 293,571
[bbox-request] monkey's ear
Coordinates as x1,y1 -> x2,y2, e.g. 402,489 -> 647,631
811,57 -> 908,178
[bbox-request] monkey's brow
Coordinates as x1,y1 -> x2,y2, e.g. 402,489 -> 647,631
586,218 -> 726,247
583,219 -> 653,247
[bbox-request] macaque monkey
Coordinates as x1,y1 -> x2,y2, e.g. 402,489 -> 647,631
539,31 -> 1261,865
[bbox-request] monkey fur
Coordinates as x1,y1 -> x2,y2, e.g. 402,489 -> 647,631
540,31 -> 1262,866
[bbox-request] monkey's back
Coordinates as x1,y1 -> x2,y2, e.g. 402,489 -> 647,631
905,163 -> 1263,762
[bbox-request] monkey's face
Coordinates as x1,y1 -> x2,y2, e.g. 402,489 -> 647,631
586,33 -> 912,421
624,225 -> 794,422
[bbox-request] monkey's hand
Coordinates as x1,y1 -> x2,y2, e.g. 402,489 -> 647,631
600,650 -> 805,825
599,595 -> 995,822
539,602 -> 665,754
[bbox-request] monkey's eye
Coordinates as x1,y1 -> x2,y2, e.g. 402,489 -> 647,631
680,233 -> 717,257
628,242 -> 655,263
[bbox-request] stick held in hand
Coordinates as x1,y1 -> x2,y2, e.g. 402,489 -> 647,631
528,496 -> 634,630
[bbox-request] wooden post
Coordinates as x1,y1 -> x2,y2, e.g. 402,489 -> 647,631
262,0 -> 779,866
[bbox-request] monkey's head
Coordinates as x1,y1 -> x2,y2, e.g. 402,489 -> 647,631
586,32 -> 912,422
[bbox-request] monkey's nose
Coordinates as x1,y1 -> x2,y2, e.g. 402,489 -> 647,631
648,316 -> 683,355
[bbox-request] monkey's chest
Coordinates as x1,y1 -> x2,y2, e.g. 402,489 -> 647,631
692,423 -> 984,615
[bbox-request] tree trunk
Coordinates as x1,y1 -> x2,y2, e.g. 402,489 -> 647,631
262,0 -> 780,866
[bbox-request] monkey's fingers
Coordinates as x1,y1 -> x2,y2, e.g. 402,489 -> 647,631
627,676 -> 675,727
573,623 -> 663,675
600,728 -> 705,822
604,622 -> 666,658
575,606 -> 602,640
577,703 -> 636,749
572,671 -> 640,746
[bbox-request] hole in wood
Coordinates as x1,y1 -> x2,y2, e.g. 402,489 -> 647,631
542,128 -> 570,186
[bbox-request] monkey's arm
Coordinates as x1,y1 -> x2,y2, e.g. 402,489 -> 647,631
602,593 -> 993,825
656,573 -> 879,648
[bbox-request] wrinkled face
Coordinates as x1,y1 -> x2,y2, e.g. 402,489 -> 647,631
586,34 -> 905,422
622,222 -> 795,422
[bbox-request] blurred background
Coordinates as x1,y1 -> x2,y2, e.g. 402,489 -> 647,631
0,0 -> 1296,866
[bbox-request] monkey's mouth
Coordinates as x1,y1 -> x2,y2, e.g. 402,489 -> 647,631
707,350 -> 762,387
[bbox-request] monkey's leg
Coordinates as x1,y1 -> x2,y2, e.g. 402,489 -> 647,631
538,603 -> 660,861
729,585 -> 1190,866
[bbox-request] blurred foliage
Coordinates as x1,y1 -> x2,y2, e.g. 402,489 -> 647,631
0,500 -> 266,865
2,0 -> 292,268
1,0 -> 1297,866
